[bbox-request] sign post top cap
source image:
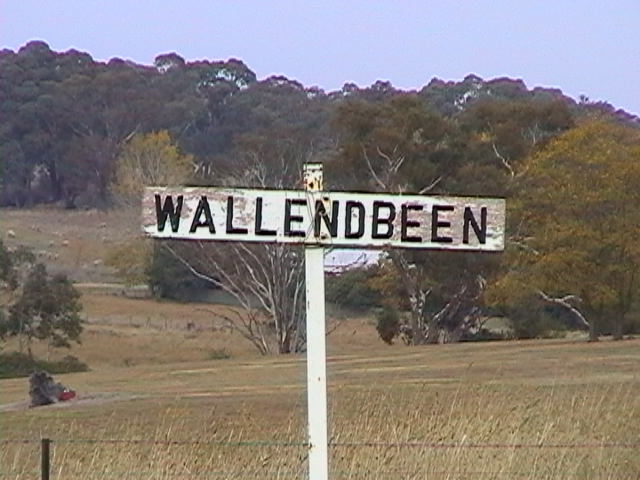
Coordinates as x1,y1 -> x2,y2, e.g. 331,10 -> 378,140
304,163 -> 323,191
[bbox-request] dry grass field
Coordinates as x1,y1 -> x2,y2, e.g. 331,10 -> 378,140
1,303 -> 639,479
1,208 -> 640,479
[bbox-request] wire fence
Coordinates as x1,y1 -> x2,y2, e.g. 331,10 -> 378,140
1,437 -> 639,480
5,438 -> 640,448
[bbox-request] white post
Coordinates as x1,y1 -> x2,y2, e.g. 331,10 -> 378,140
304,163 -> 329,480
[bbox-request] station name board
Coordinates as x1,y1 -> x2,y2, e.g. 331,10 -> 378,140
142,187 -> 505,251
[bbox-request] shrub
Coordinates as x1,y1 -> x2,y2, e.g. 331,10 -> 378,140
506,297 -> 568,339
207,348 -> 231,360
375,308 -> 401,344
326,268 -> 380,312
0,351 -> 89,379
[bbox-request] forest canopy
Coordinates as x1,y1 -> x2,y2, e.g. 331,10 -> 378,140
2,40 -> 637,209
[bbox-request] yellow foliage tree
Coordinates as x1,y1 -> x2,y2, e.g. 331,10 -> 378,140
113,130 -> 194,206
109,131 -> 194,285
493,120 -> 640,340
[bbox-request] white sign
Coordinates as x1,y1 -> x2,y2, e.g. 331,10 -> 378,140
142,187 -> 505,251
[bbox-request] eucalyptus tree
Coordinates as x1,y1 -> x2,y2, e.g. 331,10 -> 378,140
332,93 -> 497,344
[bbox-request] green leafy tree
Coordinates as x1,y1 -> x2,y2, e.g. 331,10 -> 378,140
494,120 -> 640,340
3,262 -> 82,356
0,242 -> 36,348
333,94 -> 503,344
453,97 -> 574,196
0,42 -> 105,207
331,94 -> 451,193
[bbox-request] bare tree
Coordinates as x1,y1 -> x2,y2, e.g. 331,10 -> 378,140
167,241 -> 305,354
166,120 -> 332,354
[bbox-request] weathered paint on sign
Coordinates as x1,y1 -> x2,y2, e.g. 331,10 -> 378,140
142,187 -> 505,251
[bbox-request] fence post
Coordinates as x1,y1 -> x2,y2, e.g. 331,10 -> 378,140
41,438 -> 51,480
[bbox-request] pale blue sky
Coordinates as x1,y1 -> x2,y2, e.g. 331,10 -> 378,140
2,1 -> 639,114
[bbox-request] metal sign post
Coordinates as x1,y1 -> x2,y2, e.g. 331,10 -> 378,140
141,163 -> 506,480
303,163 -> 329,480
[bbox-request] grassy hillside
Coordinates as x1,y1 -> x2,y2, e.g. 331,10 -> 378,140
2,207 -> 139,283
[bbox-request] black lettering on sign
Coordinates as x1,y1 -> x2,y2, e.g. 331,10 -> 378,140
155,194 -> 183,233
400,204 -> 423,242
255,197 -> 277,236
431,205 -> 454,243
189,196 -> 216,233
463,206 -> 487,244
372,201 -> 396,239
345,201 -> 365,239
313,200 -> 339,238
226,196 -> 248,235
284,199 -> 307,237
